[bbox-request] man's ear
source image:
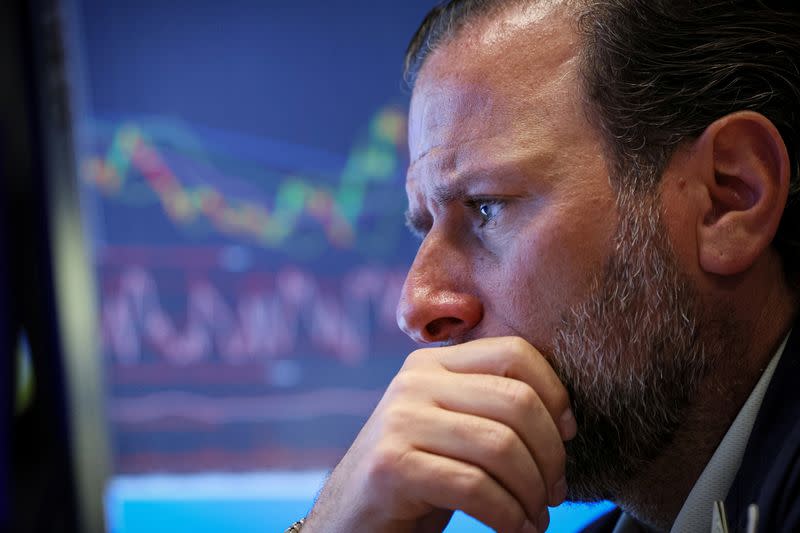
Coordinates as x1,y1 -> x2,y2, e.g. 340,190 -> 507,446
695,111 -> 790,276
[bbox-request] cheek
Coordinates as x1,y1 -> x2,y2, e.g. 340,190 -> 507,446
485,201 -> 615,345
659,176 -> 702,277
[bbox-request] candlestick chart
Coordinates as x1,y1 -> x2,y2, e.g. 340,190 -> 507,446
82,105 -> 410,255
79,106 -> 420,474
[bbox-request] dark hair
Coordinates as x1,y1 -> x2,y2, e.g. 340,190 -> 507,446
403,0 -> 523,88
404,0 -> 800,278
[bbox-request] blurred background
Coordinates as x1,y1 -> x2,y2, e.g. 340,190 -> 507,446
5,0 -> 612,531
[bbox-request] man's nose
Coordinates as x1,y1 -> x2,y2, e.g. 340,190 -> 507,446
396,241 -> 483,344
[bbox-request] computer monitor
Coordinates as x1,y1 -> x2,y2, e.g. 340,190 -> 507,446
2,0 -> 110,532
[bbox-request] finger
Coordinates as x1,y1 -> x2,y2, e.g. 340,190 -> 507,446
391,368 -> 566,505
416,510 -> 454,533
397,405 -> 549,520
392,448 -> 537,533
431,372 -> 568,506
416,336 -> 577,440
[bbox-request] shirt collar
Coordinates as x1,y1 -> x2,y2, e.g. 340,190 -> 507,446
670,333 -> 788,532
611,333 -> 789,533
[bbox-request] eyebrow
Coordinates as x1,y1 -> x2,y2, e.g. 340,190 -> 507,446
402,158 -> 536,238
403,175 -> 475,239
404,208 -> 431,239
431,181 -> 470,205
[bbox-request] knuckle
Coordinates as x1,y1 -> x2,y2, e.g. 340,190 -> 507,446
499,337 -> 529,375
403,348 -> 431,369
368,444 -> 406,487
388,371 -> 417,396
483,422 -> 517,456
380,404 -> 414,437
506,336 -> 530,355
500,380 -> 547,429
455,464 -> 486,499
504,379 -> 538,411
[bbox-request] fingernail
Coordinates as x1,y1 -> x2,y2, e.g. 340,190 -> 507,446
553,476 -> 568,505
560,408 -> 577,440
538,510 -> 550,532
521,519 -> 538,533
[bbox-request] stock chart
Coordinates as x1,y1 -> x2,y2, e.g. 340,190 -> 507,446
73,0 -> 431,474
80,106 -> 418,473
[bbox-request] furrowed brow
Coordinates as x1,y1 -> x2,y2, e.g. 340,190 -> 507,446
432,182 -> 466,206
403,161 -> 509,239
403,174 -> 475,239
404,208 -> 432,239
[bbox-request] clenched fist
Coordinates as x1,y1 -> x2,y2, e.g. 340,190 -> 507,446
304,337 -> 577,533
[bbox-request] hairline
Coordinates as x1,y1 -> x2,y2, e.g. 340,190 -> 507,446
407,0 -> 630,188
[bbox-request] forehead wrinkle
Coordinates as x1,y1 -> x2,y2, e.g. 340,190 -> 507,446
408,143 -> 458,176
408,73 -> 498,162
406,154 -> 465,209
408,148 -> 553,208
409,127 -> 520,184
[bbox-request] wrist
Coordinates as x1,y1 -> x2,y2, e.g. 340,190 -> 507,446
283,518 -> 304,533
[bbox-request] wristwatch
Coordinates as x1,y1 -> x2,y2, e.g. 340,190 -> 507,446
284,518 -> 305,532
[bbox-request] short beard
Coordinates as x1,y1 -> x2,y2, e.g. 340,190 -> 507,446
550,188 -> 721,502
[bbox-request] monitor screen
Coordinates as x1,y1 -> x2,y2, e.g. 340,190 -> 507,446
69,0 -> 419,477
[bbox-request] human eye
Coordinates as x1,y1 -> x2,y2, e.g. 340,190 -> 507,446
466,197 -> 506,228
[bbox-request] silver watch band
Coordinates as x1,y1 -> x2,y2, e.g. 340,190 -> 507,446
284,518 -> 305,532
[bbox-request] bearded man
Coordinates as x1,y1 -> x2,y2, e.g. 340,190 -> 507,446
292,1 -> 800,531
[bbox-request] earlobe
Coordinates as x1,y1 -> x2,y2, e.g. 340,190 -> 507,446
697,111 -> 790,276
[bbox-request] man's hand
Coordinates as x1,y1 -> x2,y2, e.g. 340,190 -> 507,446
304,337 -> 577,533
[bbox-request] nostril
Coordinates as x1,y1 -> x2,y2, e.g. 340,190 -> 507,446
425,317 -> 465,341
396,286 -> 483,344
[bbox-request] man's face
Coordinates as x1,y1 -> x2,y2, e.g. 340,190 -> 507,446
399,3 -> 618,352
398,4 -> 721,500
